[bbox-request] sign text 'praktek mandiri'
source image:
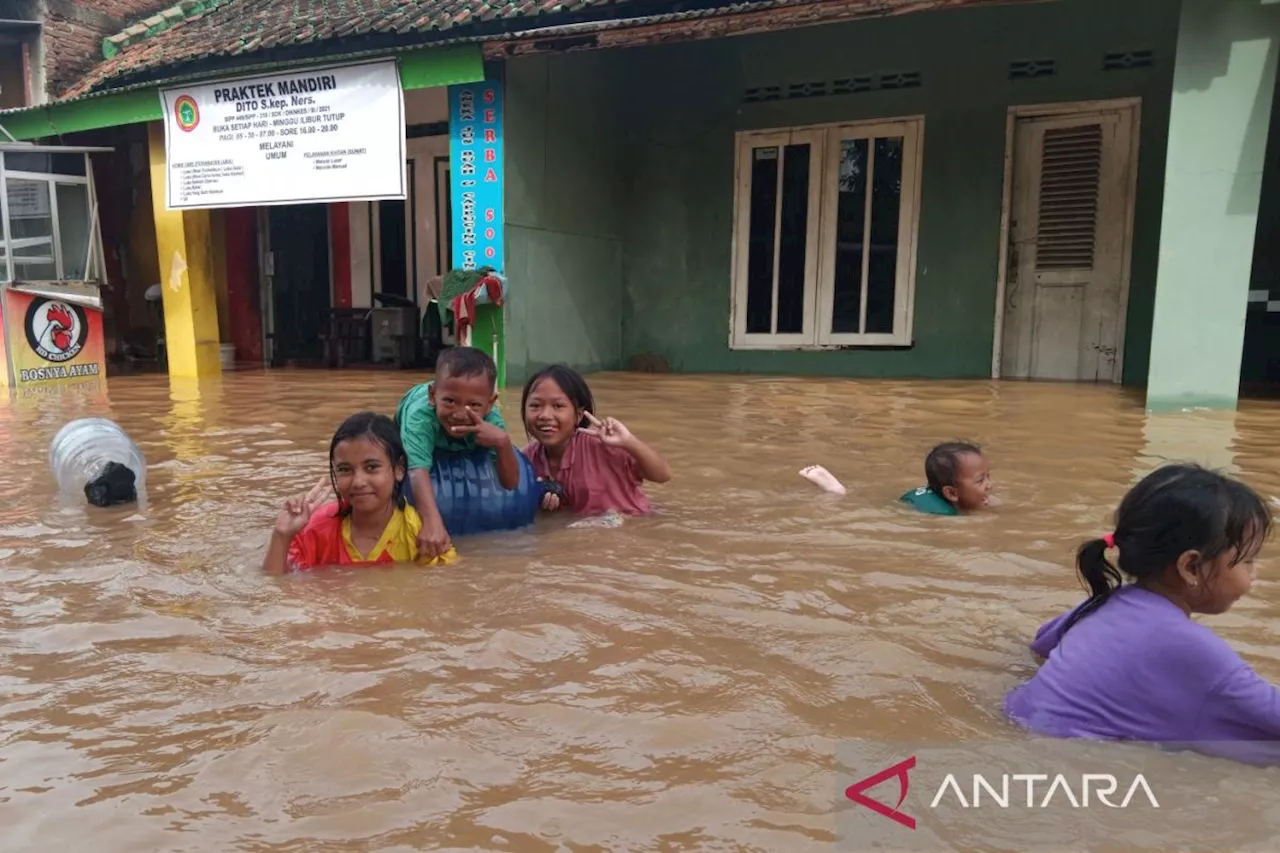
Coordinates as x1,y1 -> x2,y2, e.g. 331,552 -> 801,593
160,60 -> 405,210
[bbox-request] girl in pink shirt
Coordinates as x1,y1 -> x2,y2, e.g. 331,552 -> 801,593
521,365 -> 671,517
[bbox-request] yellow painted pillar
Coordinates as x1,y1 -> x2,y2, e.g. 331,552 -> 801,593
147,121 -> 222,378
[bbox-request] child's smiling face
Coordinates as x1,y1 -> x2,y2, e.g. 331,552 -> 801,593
431,373 -> 497,434
332,435 -> 402,515
944,451 -> 992,512
524,377 -> 580,449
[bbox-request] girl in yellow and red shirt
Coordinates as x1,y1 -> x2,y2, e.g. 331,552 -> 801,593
264,412 -> 457,573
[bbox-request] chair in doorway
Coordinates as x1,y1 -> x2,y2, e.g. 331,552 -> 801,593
322,308 -> 373,367
369,293 -> 420,369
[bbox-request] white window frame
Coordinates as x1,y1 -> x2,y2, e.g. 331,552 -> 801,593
729,116 -> 925,350
730,129 -> 824,348
0,153 -> 104,284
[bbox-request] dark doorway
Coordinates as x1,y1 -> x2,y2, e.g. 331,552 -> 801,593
434,155 -> 452,276
1241,62 -> 1280,396
267,204 -> 330,365
378,197 -> 408,299
377,159 -> 416,303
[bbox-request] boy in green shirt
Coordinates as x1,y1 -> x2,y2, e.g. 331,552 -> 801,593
900,442 -> 991,515
799,442 -> 992,515
395,347 -> 520,559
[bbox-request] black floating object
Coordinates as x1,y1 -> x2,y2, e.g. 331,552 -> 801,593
84,462 -> 138,508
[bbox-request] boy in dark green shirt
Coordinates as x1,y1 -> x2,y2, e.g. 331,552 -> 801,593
899,442 -> 991,515
799,442 -> 992,515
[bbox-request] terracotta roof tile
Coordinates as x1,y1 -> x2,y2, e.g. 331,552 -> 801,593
60,0 -> 1012,100
66,0 -> 635,98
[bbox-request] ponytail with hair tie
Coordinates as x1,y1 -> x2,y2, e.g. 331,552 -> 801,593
1064,535 -> 1125,632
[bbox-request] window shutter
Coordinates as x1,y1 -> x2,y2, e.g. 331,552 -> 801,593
1035,124 -> 1102,271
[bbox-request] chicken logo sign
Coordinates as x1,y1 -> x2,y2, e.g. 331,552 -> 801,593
25,299 -> 88,363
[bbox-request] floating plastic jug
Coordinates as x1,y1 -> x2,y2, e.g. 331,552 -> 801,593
49,418 -> 147,507
400,447 -> 543,536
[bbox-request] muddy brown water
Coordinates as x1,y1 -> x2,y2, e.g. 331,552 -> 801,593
4,371 -> 1280,851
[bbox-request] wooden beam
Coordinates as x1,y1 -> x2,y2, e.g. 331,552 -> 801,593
20,40 -> 29,107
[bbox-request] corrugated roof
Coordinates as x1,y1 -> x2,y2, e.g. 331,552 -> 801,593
63,0 -> 641,98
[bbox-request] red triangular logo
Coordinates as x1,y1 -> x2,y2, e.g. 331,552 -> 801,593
845,756 -> 917,830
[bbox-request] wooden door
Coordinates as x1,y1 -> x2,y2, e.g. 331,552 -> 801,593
1001,107 -> 1136,382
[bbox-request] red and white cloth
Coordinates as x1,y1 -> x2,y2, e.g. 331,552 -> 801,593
451,273 -> 505,345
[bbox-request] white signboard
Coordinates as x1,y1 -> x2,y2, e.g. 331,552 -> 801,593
159,59 -> 405,210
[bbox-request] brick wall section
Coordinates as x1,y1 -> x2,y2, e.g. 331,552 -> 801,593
42,0 -> 171,97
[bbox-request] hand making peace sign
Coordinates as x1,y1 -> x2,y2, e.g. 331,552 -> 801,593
447,406 -> 511,449
579,410 -> 635,448
273,477 -> 331,538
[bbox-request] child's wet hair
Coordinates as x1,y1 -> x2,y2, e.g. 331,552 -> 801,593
328,411 -> 407,516
1066,464 -> 1272,632
436,346 -> 497,388
521,364 -> 596,429
925,442 -> 983,494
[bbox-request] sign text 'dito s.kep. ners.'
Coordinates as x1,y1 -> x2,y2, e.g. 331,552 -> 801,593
159,59 -> 405,210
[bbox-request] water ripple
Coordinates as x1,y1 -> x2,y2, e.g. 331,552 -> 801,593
2,371 -> 1278,850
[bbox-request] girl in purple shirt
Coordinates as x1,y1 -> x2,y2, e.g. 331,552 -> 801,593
1005,464 -> 1280,765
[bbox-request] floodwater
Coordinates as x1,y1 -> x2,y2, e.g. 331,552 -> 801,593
4,371 -> 1280,852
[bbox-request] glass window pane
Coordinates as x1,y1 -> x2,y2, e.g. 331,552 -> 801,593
53,154 -> 88,176
0,192 -> 8,281
4,152 -> 87,176
745,147 -> 779,334
5,152 -> 45,172
56,183 -> 92,280
866,137 -> 904,334
0,197 -> 7,282
832,138 -> 868,334
7,179 -> 56,280
776,143 -> 811,335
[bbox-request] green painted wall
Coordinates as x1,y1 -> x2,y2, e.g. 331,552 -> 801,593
505,0 -> 1179,382
1148,0 -> 1280,410
504,53 -> 625,385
